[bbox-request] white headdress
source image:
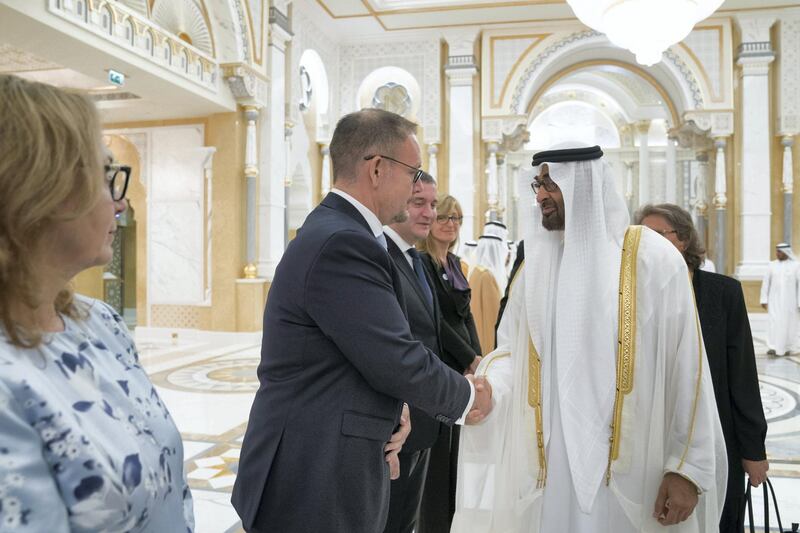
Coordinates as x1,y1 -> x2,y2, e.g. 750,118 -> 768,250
472,221 -> 510,292
520,145 -> 630,513
777,242 -> 796,261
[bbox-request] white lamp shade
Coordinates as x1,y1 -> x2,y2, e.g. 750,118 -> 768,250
567,0 -> 724,65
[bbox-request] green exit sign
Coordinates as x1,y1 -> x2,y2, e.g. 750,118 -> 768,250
108,69 -> 125,86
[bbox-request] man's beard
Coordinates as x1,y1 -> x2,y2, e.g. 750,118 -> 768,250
540,202 -> 564,231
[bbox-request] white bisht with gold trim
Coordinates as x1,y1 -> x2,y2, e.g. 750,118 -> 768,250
452,151 -> 727,533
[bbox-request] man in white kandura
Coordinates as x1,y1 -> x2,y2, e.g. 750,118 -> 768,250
760,243 -> 800,356
453,145 -> 727,533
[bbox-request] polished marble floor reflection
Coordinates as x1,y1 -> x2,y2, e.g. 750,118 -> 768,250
135,326 -> 800,533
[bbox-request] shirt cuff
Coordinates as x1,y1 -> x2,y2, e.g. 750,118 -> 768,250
455,378 -> 476,425
664,469 -> 703,494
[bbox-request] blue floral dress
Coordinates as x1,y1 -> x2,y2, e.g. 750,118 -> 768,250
0,296 -> 194,532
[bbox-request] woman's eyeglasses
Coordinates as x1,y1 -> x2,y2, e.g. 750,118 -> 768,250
436,214 -> 463,225
105,164 -> 131,201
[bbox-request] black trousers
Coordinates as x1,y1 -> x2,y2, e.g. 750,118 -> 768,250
720,471 -> 746,533
383,449 -> 431,533
417,425 -> 460,533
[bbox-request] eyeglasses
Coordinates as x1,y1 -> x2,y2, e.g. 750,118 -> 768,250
436,214 -> 463,225
105,164 -> 131,201
363,154 -> 430,184
531,178 -> 559,194
653,229 -> 678,237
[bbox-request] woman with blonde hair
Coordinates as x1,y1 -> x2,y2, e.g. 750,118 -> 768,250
416,194 -> 481,533
0,74 -> 194,531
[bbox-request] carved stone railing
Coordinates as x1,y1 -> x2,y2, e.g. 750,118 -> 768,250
49,0 -> 219,91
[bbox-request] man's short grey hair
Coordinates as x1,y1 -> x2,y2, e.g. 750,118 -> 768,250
634,203 -> 706,271
329,108 -> 418,183
417,173 -> 436,186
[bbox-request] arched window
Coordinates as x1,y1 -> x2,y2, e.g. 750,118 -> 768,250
101,5 -> 113,35
180,51 -> 189,73
164,43 -> 172,64
144,30 -> 154,55
76,0 -> 85,18
125,19 -> 135,45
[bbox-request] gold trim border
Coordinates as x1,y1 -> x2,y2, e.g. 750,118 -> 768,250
606,225 -> 642,482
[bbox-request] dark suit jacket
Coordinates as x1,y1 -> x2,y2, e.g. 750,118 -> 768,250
386,237 -> 447,452
692,269 -> 767,492
495,240 -> 524,338
232,193 -> 471,533
421,252 -> 481,370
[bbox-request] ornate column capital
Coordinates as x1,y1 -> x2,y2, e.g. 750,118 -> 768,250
782,135 -> 796,148
634,120 -> 651,136
224,64 -> 267,107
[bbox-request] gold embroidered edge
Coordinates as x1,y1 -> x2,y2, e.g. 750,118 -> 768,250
529,338 -> 546,488
678,278 -> 704,470
606,225 -> 642,483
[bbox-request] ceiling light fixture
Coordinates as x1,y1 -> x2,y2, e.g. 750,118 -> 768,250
565,0 -> 724,66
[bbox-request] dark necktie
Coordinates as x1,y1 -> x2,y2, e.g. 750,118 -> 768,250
407,247 -> 434,310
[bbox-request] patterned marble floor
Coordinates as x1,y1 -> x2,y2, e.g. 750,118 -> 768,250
134,327 -> 800,533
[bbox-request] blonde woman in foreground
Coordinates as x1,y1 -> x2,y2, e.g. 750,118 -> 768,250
0,74 -> 193,532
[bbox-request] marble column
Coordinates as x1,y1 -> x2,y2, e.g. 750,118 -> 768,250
427,143 -> 439,181
509,163 -> 520,240
624,162 -> 634,215
258,12 -> 292,279
713,138 -> 728,273
682,160 -> 692,210
320,143 -> 331,197
444,31 -> 479,242
694,151 -> 709,247
782,136 -> 794,244
735,14 -> 776,279
636,120 -> 651,207
243,105 -> 260,279
497,152 -> 508,220
486,142 -> 499,222
665,136 -> 678,204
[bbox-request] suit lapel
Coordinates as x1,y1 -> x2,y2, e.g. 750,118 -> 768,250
387,239 -> 436,321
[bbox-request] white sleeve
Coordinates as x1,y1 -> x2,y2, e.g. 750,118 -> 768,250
760,266 -> 771,304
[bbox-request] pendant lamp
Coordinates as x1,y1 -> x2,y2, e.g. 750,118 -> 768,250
566,0 -> 724,65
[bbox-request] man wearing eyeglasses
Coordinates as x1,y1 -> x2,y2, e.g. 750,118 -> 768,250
233,108 -> 488,533
453,146 -> 726,533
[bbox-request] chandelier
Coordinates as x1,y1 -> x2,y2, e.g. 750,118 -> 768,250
566,0 -> 724,66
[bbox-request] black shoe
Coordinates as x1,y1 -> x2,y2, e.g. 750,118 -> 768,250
767,349 -> 777,356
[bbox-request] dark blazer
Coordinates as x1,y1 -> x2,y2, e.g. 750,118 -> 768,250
421,252 -> 482,370
386,237 -> 446,452
232,193 -> 472,533
692,268 -> 767,528
495,240 -> 524,338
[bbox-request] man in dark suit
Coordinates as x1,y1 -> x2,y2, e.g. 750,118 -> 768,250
383,174 -> 445,533
638,203 -> 768,533
232,109 -> 486,533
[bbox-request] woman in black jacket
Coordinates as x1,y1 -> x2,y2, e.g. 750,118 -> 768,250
417,194 -> 481,533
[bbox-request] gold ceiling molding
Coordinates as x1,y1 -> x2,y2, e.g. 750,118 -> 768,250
524,59 -> 681,128
489,33 -> 550,108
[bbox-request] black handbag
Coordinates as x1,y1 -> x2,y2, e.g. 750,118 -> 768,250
745,478 -> 798,533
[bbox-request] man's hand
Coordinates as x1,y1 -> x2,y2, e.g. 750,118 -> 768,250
386,451 -> 400,480
385,403 -> 411,455
466,376 -> 492,425
653,473 -> 699,526
465,355 -> 482,376
742,459 -> 769,487
384,404 -> 410,480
